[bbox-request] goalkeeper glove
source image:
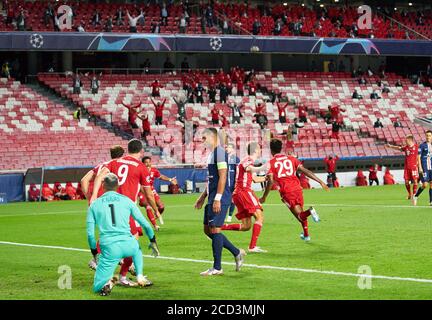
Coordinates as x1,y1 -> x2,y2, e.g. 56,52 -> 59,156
148,236 -> 160,257
90,248 -> 98,258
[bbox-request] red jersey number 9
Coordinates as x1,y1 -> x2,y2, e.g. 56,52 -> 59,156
118,164 -> 129,186
275,159 -> 294,178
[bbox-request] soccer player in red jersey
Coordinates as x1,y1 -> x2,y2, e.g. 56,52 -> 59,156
138,156 -> 177,230
221,142 -> 268,253
260,139 -> 329,242
386,135 -> 419,199
90,139 -> 160,287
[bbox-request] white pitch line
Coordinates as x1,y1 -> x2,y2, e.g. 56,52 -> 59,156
0,210 -> 83,218
1,240 -> 432,284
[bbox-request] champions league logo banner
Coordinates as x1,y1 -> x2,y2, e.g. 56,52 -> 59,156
0,32 -> 431,56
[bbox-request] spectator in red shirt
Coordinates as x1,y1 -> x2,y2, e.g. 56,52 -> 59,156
65,182 -> 77,200
329,104 -> 345,122
236,80 -> 244,96
137,112 -> 151,143
298,103 -> 307,123
151,80 -> 162,97
276,101 -> 289,123
255,102 -> 265,115
54,182 -> 69,200
151,98 -> 166,125
42,183 -> 54,201
324,155 -> 339,187
28,183 -> 40,202
211,105 -> 219,125
369,164 -> 381,186
356,170 -> 368,186
220,113 -> 228,128
248,81 -> 257,96
383,168 -> 395,185
122,98 -> 141,129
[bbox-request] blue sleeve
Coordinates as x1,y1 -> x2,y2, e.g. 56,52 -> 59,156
130,201 -> 155,240
86,206 -> 97,250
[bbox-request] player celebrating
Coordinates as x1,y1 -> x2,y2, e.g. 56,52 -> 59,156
87,173 -> 159,296
90,139 -> 160,287
386,135 -> 419,199
413,130 -> 432,206
222,142 -> 268,253
260,139 -> 329,242
138,156 -> 177,230
194,128 -> 246,276
226,142 -> 240,223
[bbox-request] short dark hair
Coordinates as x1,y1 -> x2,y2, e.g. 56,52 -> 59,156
203,127 -> 218,137
247,142 -> 260,155
128,139 -> 143,154
426,130 -> 432,135
270,139 -> 283,154
142,156 -> 151,163
110,145 -> 125,159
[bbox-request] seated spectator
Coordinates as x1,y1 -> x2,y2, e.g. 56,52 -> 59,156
42,183 -> 55,201
383,168 -> 395,185
356,170 -> 368,186
395,79 -> 403,87
382,85 -> 390,94
374,118 -> 384,128
393,118 -> 403,128
352,89 -> 362,99
54,182 -> 69,200
370,90 -> 380,99
299,172 -> 311,190
28,184 -> 40,202
65,182 -> 77,200
77,22 -> 85,33
358,77 -> 367,85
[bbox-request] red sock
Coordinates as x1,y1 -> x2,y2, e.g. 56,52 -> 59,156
146,206 -> 157,227
120,257 -> 133,277
222,223 -> 242,231
96,240 -> 101,254
405,183 -> 412,197
249,222 -> 262,249
299,209 -> 311,221
413,184 -> 418,195
301,220 -> 309,237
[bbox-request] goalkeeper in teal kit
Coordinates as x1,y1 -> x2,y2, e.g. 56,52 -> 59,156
86,173 -> 160,296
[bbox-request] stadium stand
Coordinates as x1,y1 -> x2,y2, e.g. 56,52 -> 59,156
38,70 -> 432,163
0,77 -> 127,170
0,1 -> 429,39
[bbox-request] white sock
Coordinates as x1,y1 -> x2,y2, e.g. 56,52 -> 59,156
120,276 -> 127,282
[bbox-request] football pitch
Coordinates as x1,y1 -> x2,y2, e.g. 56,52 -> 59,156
1,185 -> 432,300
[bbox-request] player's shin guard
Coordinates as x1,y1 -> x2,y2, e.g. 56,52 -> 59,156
158,205 -> 165,214
413,184 -> 418,195
301,220 -> 309,237
415,187 -> 424,198
211,233 -> 223,270
146,206 -> 157,227
120,257 -> 133,277
249,221 -> 262,249
299,209 -> 311,221
222,223 -> 242,231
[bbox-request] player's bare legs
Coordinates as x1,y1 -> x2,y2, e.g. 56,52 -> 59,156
139,195 -> 160,231
290,205 -> 320,242
118,232 -> 140,286
413,181 -> 428,206
156,199 -> 165,225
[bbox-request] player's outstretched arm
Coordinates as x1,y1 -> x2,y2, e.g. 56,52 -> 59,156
298,165 -> 329,191
259,174 -> 273,203
385,143 -> 402,151
86,206 -> 97,253
80,169 -> 95,199
90,167 -> 110,204
246,162 -> 267,173
159,175 -> 177,184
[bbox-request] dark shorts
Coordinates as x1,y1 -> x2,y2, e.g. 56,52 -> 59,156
203,204 -> 229,228
420,170 -> 432,183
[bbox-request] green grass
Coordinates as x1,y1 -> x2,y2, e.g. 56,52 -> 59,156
1,185 -> 432,300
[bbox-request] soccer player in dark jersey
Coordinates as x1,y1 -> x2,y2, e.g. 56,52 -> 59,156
386,135 -> 419,199
226,142 -> 240,223
260,139 -> 329,242
194,128 -> 246,276
412,130 -> 432,206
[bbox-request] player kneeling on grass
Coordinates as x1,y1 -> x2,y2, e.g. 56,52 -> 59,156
260,139 -> 329,242
86,173 -> 160,296
222,142 -> 268,253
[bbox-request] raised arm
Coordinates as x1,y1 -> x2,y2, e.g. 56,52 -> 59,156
159,174 -> 177,184
385,143 -> 402,151
298,165 -> 329,190
80,169 -> 95,198
90,167 -> 110,204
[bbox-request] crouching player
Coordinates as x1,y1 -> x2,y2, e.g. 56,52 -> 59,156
87,173 -> 160,296
138,156 -> 178,230
260,139 -> 329,242
222,142 -> 268,253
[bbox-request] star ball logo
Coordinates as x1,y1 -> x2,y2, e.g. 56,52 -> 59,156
357,5 -> 372,30
30,34 -> 44,48
210,37 -> 222,51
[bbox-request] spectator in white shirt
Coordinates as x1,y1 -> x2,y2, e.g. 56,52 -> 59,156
127,10 -> 143,33
179,14 -> 187,33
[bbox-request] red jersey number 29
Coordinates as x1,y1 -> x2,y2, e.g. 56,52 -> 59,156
275,159 -> 294,178
117,164 -> 129,185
